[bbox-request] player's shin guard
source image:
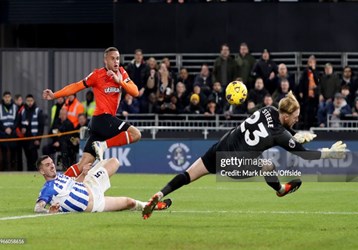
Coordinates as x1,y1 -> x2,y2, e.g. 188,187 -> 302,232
106,131 -> 132,148
64,164 -> 80,177
160,171 -> 191,197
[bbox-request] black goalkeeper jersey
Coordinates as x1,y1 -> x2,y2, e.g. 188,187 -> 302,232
212,106 -> 321,160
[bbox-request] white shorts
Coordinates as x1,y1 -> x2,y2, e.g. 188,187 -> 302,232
84,164 -> 111,212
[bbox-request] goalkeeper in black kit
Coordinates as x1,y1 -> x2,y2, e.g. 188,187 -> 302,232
142,91 -> 347,219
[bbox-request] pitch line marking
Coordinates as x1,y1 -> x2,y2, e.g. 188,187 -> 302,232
0,213 -> 67,221
1,210 -> 356,221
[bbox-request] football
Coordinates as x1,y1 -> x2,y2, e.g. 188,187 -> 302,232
225,80 -> 248,105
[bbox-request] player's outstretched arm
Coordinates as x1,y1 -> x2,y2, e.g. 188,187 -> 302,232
320,141 -> 347,159
43,81 -> 86,100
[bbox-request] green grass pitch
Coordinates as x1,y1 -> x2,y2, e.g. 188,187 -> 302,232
0,173 -> 357,250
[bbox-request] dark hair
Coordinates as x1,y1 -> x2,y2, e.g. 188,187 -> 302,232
26,94 -> 34,99
36,155 -> 50,170
14,94 -> 22,100
77,113 -> 86,119
3,91 -> 11,97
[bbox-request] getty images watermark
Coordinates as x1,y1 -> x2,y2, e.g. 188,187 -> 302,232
218,156 -> 301,178
0,238 -> 26,244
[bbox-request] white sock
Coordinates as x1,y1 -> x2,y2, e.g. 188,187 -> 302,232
278,184 -> 285,194
131,200 -> 147,211
156,192 -> 164,200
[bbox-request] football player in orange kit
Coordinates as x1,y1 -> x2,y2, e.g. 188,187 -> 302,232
43,47 -> 141,177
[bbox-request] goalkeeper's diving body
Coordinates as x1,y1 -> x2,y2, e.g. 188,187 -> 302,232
34,155 -> 172,213
142,91 -> 347,219
42,47 -> 141,178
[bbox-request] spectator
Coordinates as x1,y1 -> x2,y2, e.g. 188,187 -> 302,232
174,82 -> 189,113
252,49 -> 278,93
142,64 -> 159,113
117,93 -> 140,117
192,83 -> 208,108
177,67 -> 194,93
247,77 -> 269,106
81,90 -> 96,120
212,43 -> 238,87
340,66 -> 358,105
126,49 -> 149,99
271,63 -> 295,94
14,94 -> 25,115
42,108 -> 76,169
0,91 -> 20,171
272,78 -> 290,103
157,62 -> 174,98
246,100 -> 257,115
184,94 -> 204,114
235,42 -> 256,89
204,100 -> 219,116
159,95 -> 178,114
261,94 -> 278,108
317,93 -> 351,127
20,94 -> 44,171
194,64 -> 213,96
141,93 -> 158,114
319,63 -> 341,104
63,94 -> 85,128
13,93 -> 25,169
147,57 -> 158,71
162,57 -> 177,84
208,81 -> 225,114
50,97 -> 65,128
352,97 -> 358,117
340,84 -> 354,107
298,55 -> 319,129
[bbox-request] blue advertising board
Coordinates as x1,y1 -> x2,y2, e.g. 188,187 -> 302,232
80,139 -> 358,174
80,140 -> 215,174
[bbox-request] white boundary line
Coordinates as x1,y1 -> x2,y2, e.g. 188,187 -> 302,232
0,210 -> 357,221
0,213 -> 67,221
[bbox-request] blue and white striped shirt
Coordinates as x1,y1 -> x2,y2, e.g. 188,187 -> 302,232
37,174 -> 89,212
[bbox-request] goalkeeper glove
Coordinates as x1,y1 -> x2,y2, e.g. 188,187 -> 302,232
293,131 -> 317,144
320,141 -> 347,159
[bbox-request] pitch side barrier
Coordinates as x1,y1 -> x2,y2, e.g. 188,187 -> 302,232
77,128 -> 358,180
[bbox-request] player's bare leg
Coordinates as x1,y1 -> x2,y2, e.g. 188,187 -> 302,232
103,197 -> 172,212
262,162 -> 302,197
143,158 -> 209,219
93,125 -> 141,161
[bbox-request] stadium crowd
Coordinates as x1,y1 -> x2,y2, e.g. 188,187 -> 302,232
1,43 -> 358,171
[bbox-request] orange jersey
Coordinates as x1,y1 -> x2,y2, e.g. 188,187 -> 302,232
53,67 -> 139,116
84,68 -> 122,116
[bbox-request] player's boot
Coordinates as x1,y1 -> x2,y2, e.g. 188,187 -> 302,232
142,194 -> 160,220
92,141 -> 105,161
154,199 -> 172,210
276,179 -> 302,197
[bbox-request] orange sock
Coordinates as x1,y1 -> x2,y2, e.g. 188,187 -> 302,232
64,164 -> 80,177
106,131 -> 132,148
